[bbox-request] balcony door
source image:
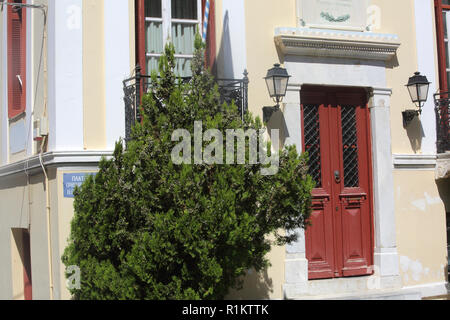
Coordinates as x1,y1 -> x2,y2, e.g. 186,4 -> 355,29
301,86 -> 374,280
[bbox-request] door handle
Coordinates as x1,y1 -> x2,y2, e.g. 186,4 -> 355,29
16,75 -> 23,88
334,170 -> 341,183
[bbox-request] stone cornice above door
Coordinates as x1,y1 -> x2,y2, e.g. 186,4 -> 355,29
275,27 -> 401,61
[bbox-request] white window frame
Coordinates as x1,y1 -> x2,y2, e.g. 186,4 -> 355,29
145,0 -> 202,61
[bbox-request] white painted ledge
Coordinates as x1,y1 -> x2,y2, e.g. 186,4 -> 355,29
402,282 -> 449,299
0,151 -> 114,178
392,154 -> 437,170
275,27 -> 400,61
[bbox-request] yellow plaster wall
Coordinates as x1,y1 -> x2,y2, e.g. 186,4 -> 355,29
372,0 -> 439,155
394,170 -> 448,286
0,171 -> 54,299
82,0 -> 106,150
56,168 -> 98,300
226,237 -> 286,300
244,0 -> 297,120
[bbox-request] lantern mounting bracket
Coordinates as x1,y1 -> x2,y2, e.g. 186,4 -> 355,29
263,105 -> 280,123
402,109 -> 420,128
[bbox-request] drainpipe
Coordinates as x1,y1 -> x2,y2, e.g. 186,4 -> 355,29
40,6 -> 53,301
38,136 -> 53,300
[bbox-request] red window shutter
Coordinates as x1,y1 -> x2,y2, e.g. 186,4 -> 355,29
136,0 -> 146,74
202,0 -> 216,71
8,2 -> 26,119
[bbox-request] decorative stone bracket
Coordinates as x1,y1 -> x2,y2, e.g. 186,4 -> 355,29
436,152 -> 450,180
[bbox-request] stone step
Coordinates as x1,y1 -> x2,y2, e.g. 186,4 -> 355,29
304,275 -> 401,296
291,288 -> 422,300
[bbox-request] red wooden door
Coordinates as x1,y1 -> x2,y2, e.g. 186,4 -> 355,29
22,230 -> 32,300
301,86 -> 374,280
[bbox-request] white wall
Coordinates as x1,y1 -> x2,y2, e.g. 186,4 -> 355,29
47,0 -> 84,152
219,0 -> 247,79
414,0 -> 438,155
104,1 -> 130,149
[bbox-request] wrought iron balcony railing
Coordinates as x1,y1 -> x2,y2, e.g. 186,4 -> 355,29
123,65 -> 249,143
433,92 -> 450,154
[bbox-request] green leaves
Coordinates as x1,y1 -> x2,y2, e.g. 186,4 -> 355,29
62,36 -> 313,300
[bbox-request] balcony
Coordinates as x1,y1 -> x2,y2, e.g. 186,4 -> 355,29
123,66 -> 249,143
434,92 -> 450,180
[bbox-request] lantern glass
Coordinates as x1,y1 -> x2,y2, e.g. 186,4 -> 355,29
264,64 -> 291,103
265,77 -> 276,98
418,82 -> 430,103
407,84 -> 419,103
406,72 -> 431,105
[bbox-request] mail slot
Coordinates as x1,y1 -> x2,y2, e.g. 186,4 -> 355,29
340,194 -> 367,205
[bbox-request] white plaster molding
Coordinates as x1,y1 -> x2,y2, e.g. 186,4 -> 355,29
0,150 -> 113,178
371,87 -> 392,97
436,152 -> 450,180
374,248 -> 401,277
369,87 -> 398,252
370,87 -> 392,109
393,154 -> 437,170
275,28 -> 400,61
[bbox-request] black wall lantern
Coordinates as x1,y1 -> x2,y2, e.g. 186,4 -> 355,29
403,71 -> 431,127
262,64 -> 291,123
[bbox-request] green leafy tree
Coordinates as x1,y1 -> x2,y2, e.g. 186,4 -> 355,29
62,35 -> 314,300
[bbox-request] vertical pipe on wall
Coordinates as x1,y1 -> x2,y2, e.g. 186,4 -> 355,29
38,135 -> 53,300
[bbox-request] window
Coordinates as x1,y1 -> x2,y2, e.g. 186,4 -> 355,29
140,0 -> 202,77
435,1 -> 450,90
7,0 -> 27,119
136,0 -> 216,77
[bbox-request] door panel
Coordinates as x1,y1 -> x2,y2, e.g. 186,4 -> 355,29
307,196 -> 334,279
302,91 -> 336,279
302,87 -> 373,280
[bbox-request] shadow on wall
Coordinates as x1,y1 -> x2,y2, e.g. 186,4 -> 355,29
216,11 -> 234,79
225,268 -> 274,300
405,115 -> 425,153
266,109 -> 289,149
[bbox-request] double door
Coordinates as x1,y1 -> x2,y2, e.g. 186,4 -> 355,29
301,86 -> 374,280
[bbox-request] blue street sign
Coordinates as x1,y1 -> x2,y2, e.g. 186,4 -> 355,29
63,173 -> 97,198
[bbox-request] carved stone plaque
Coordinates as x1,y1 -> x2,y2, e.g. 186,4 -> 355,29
297,0 -> 370,31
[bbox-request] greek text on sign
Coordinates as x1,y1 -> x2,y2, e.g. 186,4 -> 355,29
63,173 -> 96,198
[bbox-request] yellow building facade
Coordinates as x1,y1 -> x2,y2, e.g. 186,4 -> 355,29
0,0 -> 448,300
